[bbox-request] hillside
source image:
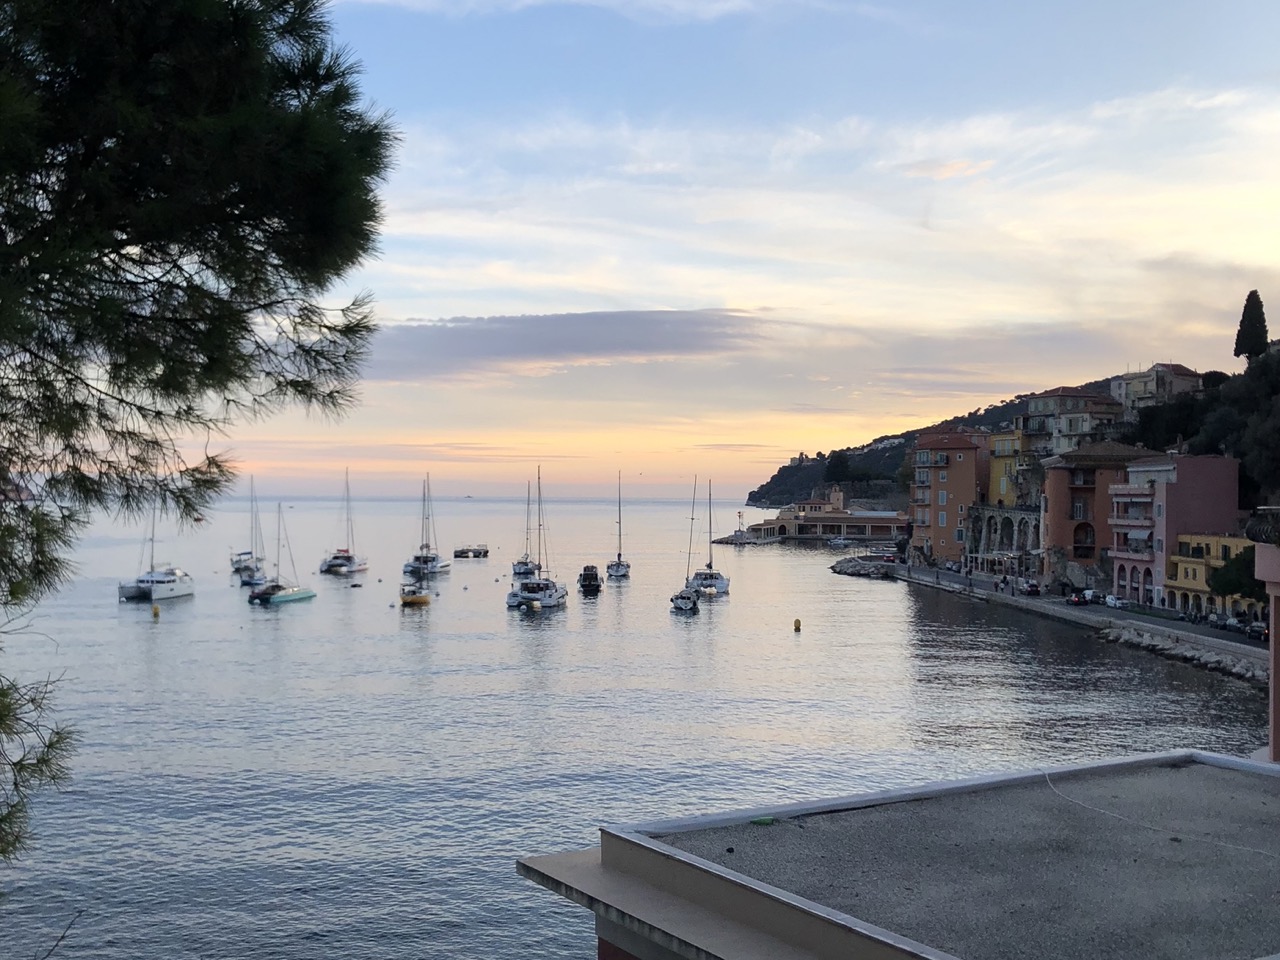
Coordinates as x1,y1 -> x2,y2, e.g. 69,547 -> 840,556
744,377 -> 1114,506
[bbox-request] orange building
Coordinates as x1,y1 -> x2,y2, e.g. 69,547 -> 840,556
909,428 -> 990,565
1040,440 -> 1148,585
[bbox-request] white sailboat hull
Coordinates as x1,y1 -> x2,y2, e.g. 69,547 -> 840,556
506,579 -> 568,609
119,571 -> 195,602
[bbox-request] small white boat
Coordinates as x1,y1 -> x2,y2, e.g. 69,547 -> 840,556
508,577 -> 569,610
403,476 -> 452,578
686,479 -> 729,595
454,544 -> 489,559
120,508 -> 194,602
399,580 -> 432,607
670,586 -> 700,612
606,470 -> 631,579
320,469 -> 368,575
505,467 -> 566,610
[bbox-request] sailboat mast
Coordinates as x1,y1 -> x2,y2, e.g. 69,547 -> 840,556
536,466 -> 544,571
616,471 -> 623,561
345,467 -> 355,552
420,479 -> 428,549
149,505 -> 157,572
706,479 -> 714,570
275,502 -> 283,577
685,475 -> 698,580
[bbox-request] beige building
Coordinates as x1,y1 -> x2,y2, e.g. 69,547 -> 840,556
746,486 -> 907,542
1110,363 -> 1202,422
1015,387 -> 1123,456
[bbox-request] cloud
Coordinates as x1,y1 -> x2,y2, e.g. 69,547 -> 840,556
366,309 -> 764,380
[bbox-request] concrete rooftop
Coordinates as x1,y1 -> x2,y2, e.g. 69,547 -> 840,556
520,753 -> 1280,960
655,757 -> 1280,960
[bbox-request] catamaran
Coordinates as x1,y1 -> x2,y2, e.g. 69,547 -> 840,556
320,468 -> 368,575
506,467 -> 568,610
119,507 -> 195,602
606,470 -> 631,579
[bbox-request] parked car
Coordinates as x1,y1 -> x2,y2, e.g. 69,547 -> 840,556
1222,617 -> 1245,633
1245,621 -> 1270,642
1022,582 -> 1041,596
1105,595 -> 1131,609
1083,589 -> 1105,604
1066,593 -> 1089,607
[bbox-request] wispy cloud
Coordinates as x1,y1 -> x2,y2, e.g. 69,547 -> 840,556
339,0 -> 905,26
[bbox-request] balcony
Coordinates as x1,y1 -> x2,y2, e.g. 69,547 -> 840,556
932,453 -> 949,466
1110,514 -> 1154,527
1109,483 -> 1154,497
1113,546 -> 1155,562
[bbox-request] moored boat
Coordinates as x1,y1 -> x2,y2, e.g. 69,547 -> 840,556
403,477 -> 452,578
687,479 -> 729,595
578,564 -> 603,595
505,467 -> 566,610
512,481 -> 541,578
320,468 -> 368,575
606,470 -> 631,579
670,477 -> 701,613
120,508 -> 195,602
250,503 -> 316,606
454,544 -> 489,559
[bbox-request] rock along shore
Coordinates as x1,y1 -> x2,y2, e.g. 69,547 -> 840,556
830,557 -> 1270,690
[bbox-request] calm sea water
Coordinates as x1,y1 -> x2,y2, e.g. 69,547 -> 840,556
1,496 -> 1268,958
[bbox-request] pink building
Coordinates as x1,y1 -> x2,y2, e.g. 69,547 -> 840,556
1109,454 -> 1241,607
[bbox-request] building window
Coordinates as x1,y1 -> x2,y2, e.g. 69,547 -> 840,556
959,504 -> 965,514
1222,545 -> 1231,561
1155,538 -> 1163,553
916,451 -> 929,464
939,471 -> 948,482
1192,568 -> 1198,581
956,527 -> 965,542
1000,477 -> 1008,495
938,511 -> 947,528
1156,503 -> 1163,518
938,490 -> 947,506
956,453 -> 964,461
916,470 -> 930,484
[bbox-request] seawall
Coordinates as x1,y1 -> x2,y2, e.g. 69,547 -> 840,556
830,558 -> 1270,689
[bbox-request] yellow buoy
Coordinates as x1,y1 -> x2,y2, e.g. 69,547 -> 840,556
152,604 -> 160,619
793,618 -> 801,632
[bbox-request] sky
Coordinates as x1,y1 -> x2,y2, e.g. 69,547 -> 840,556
222,0 -> 1280,500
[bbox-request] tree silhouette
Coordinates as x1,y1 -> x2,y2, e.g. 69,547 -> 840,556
1234,290 -> 1269,361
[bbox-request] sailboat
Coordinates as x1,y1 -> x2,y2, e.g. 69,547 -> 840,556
403,476 -> 451,578
230,476 -> 266,577
505,467 -> 568,610
606,470 -> 631,579
319,468 -> 368,575
686,479 -> 730,595
238,479 -> 267,586
119,506 -> 195,602
249,504 -> 316,605
511,481 -> 541,578
670,477 -> 700,612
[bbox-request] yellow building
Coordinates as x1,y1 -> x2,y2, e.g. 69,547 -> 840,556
1165,534 -> 1265,620
987,429 -> 1032,506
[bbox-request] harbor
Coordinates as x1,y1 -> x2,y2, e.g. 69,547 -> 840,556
3,497 -> 1268,960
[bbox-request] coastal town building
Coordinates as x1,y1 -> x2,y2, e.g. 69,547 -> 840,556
1108,454 -> 1240,608
1109,363 -> 1202,422
1039,440 -> 1149,586
908,428 -> 989,566
1015,387 -> 1124,456
1166,533 -> 1262,619
745,486 -> 907,543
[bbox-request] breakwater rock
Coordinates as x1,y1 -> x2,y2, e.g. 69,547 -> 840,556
830,557 -> 896,579
1100,624 -> 1269,689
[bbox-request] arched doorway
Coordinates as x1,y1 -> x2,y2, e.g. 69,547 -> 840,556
1072,523 -> 1095,560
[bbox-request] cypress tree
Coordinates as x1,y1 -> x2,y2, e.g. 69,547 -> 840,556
1233,290 -> 1269,361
